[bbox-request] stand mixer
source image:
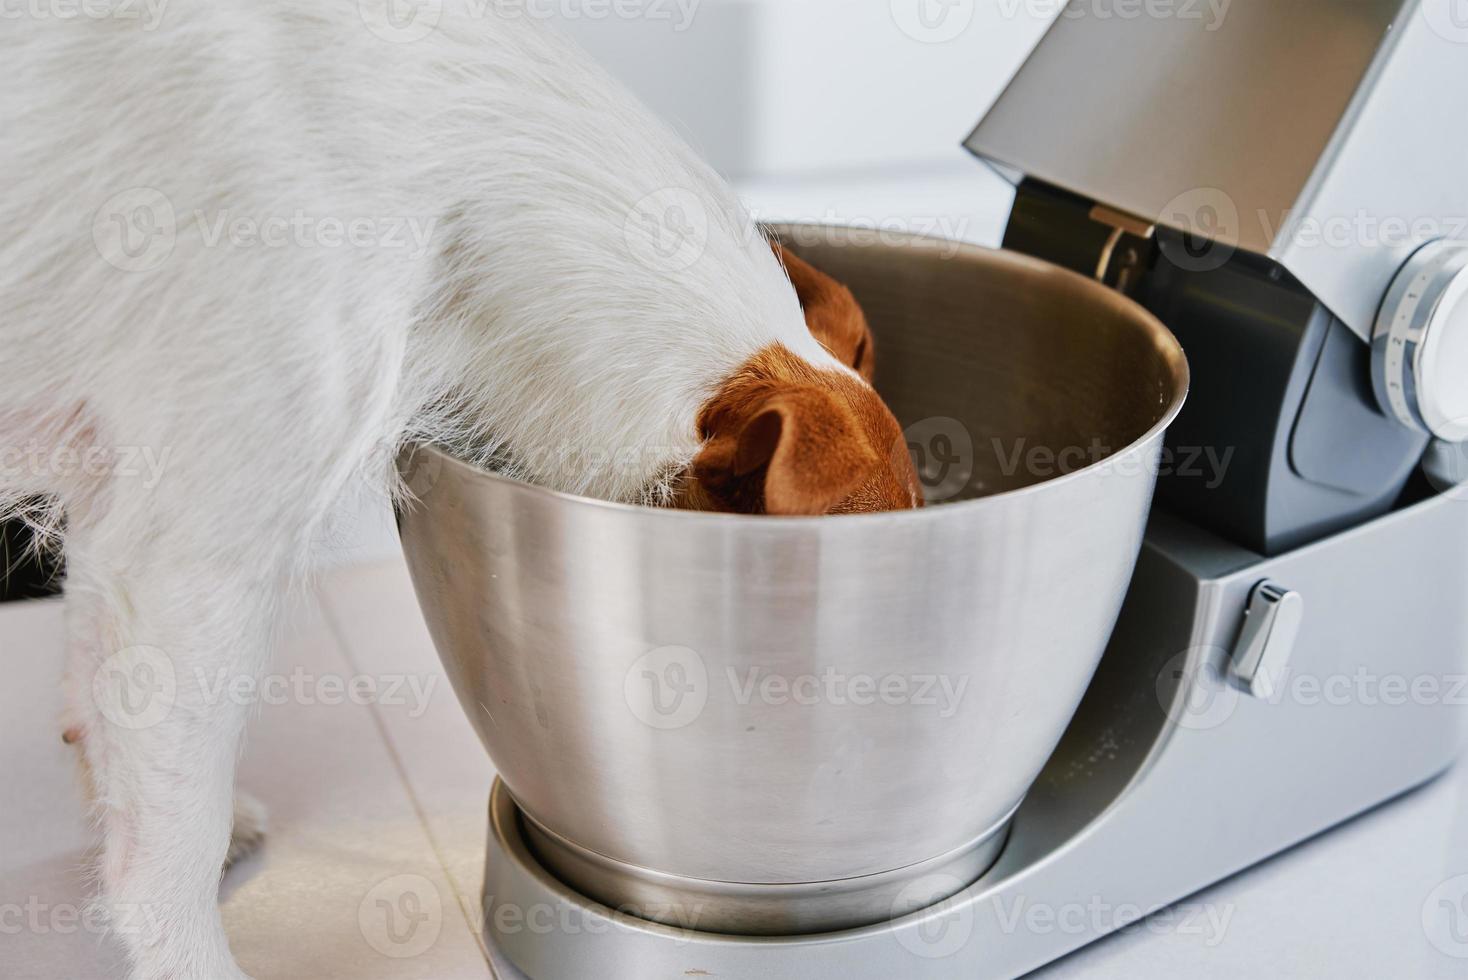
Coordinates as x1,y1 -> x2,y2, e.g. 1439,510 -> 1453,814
397,2 -> 1468,976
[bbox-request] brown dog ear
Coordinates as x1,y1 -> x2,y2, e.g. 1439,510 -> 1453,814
773,242 -> 877,382
694,386 -> 878,515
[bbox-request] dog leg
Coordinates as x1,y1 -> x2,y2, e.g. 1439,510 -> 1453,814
63,719 -> 264,870
64,528 -> 287,980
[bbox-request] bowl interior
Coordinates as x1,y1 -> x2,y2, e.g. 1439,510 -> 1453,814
777,227 -> 1186,501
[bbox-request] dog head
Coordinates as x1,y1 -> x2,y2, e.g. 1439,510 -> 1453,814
676,244 -> 921,515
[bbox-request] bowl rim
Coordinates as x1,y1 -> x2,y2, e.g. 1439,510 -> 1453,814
401,228 -> 1190,528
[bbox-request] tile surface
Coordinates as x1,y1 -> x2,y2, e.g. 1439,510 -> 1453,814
318,561 -> 498,947
0,585 -> 492,980
0,599 -> 128,980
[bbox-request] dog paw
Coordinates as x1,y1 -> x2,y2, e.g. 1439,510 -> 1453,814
225,792 -> 269,870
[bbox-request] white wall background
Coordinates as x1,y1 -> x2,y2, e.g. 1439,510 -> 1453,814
322,0 -> 1060,567
555,0 -> 1057,177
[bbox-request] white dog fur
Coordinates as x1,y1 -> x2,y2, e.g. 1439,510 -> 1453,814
0,3 -> 848,977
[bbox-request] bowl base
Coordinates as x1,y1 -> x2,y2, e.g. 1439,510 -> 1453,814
506,781 -> 1013,937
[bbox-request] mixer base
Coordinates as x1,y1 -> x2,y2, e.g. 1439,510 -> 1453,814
515,786 -> 1011,937
483,778 -> 1013,980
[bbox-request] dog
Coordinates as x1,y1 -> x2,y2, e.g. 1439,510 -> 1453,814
1,3 -> 919,977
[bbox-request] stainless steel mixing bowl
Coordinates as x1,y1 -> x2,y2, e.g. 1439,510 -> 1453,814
397,225 -> 1188,936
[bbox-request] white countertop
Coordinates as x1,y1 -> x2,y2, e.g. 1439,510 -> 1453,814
4,557 -> 1468,979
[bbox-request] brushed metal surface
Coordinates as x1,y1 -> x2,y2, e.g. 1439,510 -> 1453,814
397,226 -> 1187,891
518,796 -> 1011,935
966,0 -> 1468,341
967,0 -> 1401,257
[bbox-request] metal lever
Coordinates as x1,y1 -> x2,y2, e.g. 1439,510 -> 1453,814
1231,581 -> 1304,698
